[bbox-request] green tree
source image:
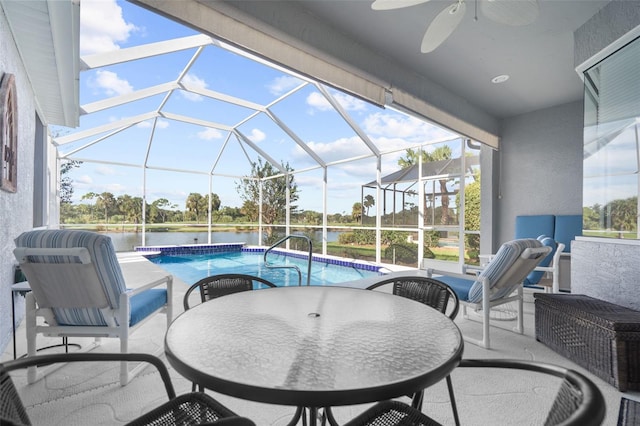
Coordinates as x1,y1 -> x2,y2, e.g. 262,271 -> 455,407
150,198 -> 170,223
459,173 -> 481,261
583,205 -> 601,230
117,195 -> 143,223
236,158 -> 298,238
208,193 -> 221,212
352,202 -> 363,223
81,192 -> 98,221
607,197 -> 637,233
240,200 -> 259,221
186,193 -> 205,223
363,194 -> 375,216
95,192 -> 117,224
59,160 -> 81,204
398,145 -> 452,225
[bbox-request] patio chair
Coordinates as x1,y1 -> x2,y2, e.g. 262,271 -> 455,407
344,359 -> 605,426
452,359 -> 606,426
183,273 -> 277,311
365,276 -> 460,425
183,273 -> 277,391
0,352 -> 256,426
425,238 -> 551,348
12,229 -> 173,386
343,400 -> 441,426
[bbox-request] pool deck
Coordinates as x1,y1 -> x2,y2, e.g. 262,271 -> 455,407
3,252 -> 633,425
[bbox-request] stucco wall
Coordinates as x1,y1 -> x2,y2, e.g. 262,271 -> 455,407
0,6 -> 37,355
568,0 -> 640,305
572,239 -> 640,310
574,0 -> 640,69
495,101 -> 584,247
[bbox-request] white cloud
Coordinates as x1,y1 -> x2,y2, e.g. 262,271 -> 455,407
181,73 -> 208,101
333,92 -> 367,112
307,92 -> 332,112
292,136 -> 369,164
95,165 -> 116,176
105,183 -> 127,193
76,175 -> 93,184
248,129 -> 266,143
268,76 -> 302,96
306,91 -> 367,112
363,112 -> 455,140
91,70 -> 133,96
197,127 -> 223,140
80,0 -> 137,55
137,119 -> 169,129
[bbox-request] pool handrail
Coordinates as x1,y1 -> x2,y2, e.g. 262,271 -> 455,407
264,235 -> 312,286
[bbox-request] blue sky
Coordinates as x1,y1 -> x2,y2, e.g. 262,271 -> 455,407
57,0 -> 460,215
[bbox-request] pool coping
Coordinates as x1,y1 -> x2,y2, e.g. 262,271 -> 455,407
134,243 -> 400,274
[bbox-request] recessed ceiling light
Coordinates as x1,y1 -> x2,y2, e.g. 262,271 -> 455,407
491,74 -> 510,84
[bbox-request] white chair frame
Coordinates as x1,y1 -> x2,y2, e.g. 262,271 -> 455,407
426,245 -> 551,349
14,247 -> 173,386
481,242 -> 566,293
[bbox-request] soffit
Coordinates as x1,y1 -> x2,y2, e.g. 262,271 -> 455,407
1,0 -> 80,127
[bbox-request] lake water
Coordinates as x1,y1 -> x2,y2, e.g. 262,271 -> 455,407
106,231 -> 342,252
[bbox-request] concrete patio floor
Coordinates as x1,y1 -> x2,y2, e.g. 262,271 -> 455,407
2,252 -> 635,425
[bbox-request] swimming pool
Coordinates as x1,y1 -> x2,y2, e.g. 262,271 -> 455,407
141,244 -> 384,286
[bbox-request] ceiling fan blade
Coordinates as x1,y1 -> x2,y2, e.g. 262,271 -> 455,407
421,1 -> 466,53
481,0 -> 539,26
371,0 -> 431,11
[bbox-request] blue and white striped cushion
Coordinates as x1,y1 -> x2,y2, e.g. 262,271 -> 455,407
467,238 -> 542,303
14,230 -> 127,326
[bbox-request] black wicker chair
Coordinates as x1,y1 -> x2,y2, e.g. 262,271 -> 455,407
366,275 -> 460,425
344,359 -> 606,426
0,352 -> 255,426
183,273 -> 278,311
183,273 -> 277,391
342,400 -> 442,426
456,359 -> 606,426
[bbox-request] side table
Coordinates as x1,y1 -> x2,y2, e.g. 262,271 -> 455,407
11,281 -> 79,359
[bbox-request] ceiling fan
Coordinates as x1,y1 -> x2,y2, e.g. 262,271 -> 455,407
371,0 -> 539,53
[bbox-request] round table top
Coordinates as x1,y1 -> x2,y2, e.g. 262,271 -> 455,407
165,285 -> 463,407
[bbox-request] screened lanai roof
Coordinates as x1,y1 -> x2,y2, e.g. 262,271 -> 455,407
47,1 -> 465,214
362,155 -> 480,189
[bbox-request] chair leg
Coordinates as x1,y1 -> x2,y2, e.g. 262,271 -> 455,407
26,293 -> 37,383
446,374 -> 460,426
514,287 -> 524,334
410,390 -> 424,410
120,333 -> 130,386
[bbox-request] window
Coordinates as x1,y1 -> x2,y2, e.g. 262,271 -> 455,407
583,36 -> 640,239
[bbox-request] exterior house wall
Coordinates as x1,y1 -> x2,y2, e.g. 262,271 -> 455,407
495,101 -> 584,248
0,6 -> 38,355
570,0 -> 640,304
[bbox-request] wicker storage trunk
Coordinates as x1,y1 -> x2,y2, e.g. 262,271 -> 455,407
534,293 -> 640,391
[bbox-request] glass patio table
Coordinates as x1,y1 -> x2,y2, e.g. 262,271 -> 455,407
164,285 -> 464,426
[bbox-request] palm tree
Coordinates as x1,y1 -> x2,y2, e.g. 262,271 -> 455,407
95,192 -> 116,224
352,202 -> 363,223
186,193 -> 204,223
363,194 -> 375,216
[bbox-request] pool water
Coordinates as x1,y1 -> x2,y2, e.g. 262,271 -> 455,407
147,250 -> 382,286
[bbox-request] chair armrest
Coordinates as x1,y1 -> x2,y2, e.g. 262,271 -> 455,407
426,268 -> 477,281
2,352 -> 176,399
533,242 -> 565,272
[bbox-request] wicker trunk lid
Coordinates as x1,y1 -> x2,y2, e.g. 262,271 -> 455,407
534,293 -> 640,391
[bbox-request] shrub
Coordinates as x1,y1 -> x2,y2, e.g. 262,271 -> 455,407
338,232 -> 356,244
